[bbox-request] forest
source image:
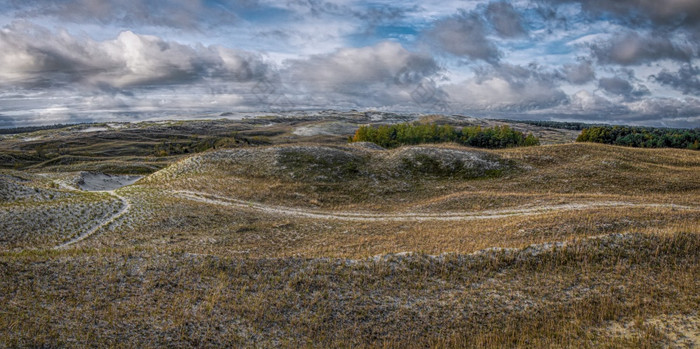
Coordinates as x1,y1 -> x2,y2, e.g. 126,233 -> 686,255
497,120 -> 600,130
577,126 -> 700,150
351,123 -> 540,148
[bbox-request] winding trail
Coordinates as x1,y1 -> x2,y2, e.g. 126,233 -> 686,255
54,191 -> 130,249
173,190 -> 700,222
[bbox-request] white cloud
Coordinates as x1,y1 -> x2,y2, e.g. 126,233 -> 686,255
0,22 -> 269,89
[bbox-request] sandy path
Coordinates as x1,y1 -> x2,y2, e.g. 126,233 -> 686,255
54,191 -> 130,249
173,190 -> 700,222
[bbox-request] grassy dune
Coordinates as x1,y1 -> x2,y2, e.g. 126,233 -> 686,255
1,118 -> 698,347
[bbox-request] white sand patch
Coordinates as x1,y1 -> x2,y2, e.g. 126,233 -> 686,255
293,122 -> 358,137
78,127 -> 109,133
77,173 -> 142,191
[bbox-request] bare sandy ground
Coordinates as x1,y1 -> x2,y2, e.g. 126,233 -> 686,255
77,173 -> 142,191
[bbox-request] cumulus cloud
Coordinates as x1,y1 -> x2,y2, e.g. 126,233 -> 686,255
424,10 -> 501,63
272,41 -> 441,110
445,63 -> 567,111
626,97 -> 700,118
285,41 -> 438,91
597,76 -> 650,100
485,2 -> 527,38
530,92 -> 700,128
1,0 -> 698,128
567,90 -> 621,112
651,64 -> 700,95
560,60 -> 595,84
0,22 -> 268,89
590,32 -> 694,65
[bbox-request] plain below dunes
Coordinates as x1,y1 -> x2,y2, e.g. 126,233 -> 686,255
141,142 -> 700,212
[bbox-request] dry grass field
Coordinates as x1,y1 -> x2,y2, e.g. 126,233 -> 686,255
1,115 -> 698,348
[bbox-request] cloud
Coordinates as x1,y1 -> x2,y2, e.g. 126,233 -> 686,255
485,2 -> 527,38
651,64 -> 700,95
9,0 -> 240,30
424,10 -> 501,63
538,0 -> 700,26
445,63 -> 567,111
590,32 -> 694,65
623,97 -> 700,126
284,41 -> 438,91
597,76 -> 650,99
567,90 -> 622,112
530,92 -> 700,128
0,22 -> 269,89
560,60 -> 595,84
0,0 -> 698,128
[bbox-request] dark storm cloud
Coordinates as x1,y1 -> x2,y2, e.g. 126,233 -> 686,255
652,64 -> 700,95
0,22 -> 269,89
590,32 -> 694,65
537,0 -> 700,26
598,76 -> 650,99
485,2 -> 527,38
424,10 -> 501,63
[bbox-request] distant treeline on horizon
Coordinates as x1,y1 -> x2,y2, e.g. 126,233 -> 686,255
576,126 -> 700,150
497,119 -> 699,132
0,123 -> 85,135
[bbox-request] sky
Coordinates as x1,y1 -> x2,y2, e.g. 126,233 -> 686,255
0,0 -> 699,128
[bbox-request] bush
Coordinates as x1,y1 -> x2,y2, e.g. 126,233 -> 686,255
351,123 -> 539,149
153,135 -> 238,157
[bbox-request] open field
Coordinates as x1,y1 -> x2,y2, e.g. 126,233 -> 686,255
1,114 -> 699,347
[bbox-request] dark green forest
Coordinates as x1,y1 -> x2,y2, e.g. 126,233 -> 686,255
351,123 -> 539,148
577,126 -> 700,150
496,119 -> 601,130
0,123 -> 83,134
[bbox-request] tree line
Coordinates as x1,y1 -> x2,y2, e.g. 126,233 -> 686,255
0,123 -> 84,135
576,126 -> 700,150
351,123 -> 540,148
496,119 -> 602,131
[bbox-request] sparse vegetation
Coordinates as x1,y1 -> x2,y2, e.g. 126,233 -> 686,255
351,122 -> 540,148
1,114 -> 699,347
153,135 -> 238,156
